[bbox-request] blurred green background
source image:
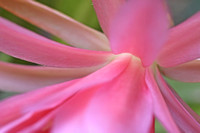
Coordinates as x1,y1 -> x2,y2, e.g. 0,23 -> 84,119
0,0 -> 200,132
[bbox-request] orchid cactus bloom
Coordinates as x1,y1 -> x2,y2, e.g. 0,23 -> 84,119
0,0 -> 200,132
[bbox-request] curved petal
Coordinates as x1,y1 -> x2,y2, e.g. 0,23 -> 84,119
145,68 -> 180,133
0,79 -> 78,128
159,60 -> 200,82
0,54 -> 132,132
0,109 -> 56,133
92,0 -> 125,36
0,17 -> 114,67
14,110 -> 55,133
155,68 -> 200,132
0,61 -> 106,92
158,12 -> 200,67
109,0 -> 169,66
0,0 -> 110,51
52,55 -> 154,133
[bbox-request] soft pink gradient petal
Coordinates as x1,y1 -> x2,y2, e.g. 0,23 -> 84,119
0,54 -> 131,132
22,54 -> 132,114
0,17 -> 113,67
160,60 -> 200,82
0,0 -> 110,51
0,61 -> 106,92
17,110 -> 55,133
0,79 -> 78,129
109,0 -> 168,66
158,12 -> 200,67
145,68 -> 180,133
155,68 -> 200,132
52,55 -> 154,133
92,0 -> 125,36
0,108 -> 56,133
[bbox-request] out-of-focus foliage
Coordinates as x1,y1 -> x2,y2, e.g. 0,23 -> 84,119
167,0 -> 200,25
37,0 -> 101,30
0,0 -> 200,132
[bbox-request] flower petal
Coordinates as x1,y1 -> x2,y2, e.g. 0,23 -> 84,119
0,54 -> 132,132
52,55 -> 154,133
0,61 -> 106,92
92,0 -> 125,36
109,0 -> 168,66
145,68 -> 180,133
15,110 -> 55,133
158,12 -> 200,67
0,0 -> 110,51
159,60 -> 200,82
0,108 -> 56,133
155,68 -> 200,132
0,79 -> 78,129
0,17 -> 113,67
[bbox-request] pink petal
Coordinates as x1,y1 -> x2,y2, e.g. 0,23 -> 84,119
22,53 -> 133,113
158,12 -> 200,67
155,68 -> 200,132
160,60 -> 200,82
0,17 -> 113,67
145,68 -> 180,133
92,0 -> 125,36
0,54 -> 132,132
52,55 -> 154,133
0,61 -> 105,92
17,111 -> 55,133
0,0 -> 110,51
109,0 -> 168,66
0,79 -> 78,129
0,108 -> 55,133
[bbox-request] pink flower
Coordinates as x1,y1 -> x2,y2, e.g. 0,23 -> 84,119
0,0 -> 200,132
